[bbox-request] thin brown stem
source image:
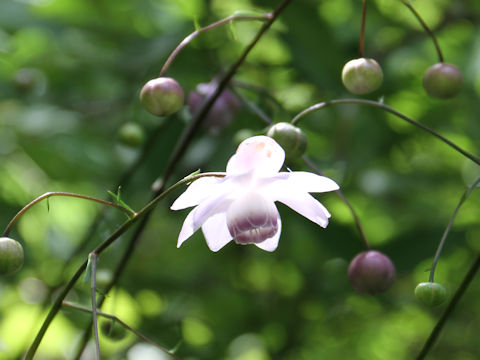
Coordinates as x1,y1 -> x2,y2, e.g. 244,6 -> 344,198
400,0 -> 444,62
359,0 -> 367,58
89,253 -> 101,360
62,301 -> 180,359
3,192 -> 135,238
302,155 -> 370,250
291,99 -> 480,166
429,176 -> 480,282
159,13 -> 270,76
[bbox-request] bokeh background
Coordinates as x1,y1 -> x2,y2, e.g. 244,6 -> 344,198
1,0 -> 480,359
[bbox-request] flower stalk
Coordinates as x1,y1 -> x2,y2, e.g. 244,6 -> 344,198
291,98 -> 480,166
2,192 -> 136,238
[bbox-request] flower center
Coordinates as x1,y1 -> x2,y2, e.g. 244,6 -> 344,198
226,192 -> 278,244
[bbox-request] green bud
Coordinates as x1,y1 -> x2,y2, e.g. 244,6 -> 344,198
140,77 -> 184,116
101,319 -> 126,340
117,122 -> 145,148
415,282 -> 447,307
266,122 -> 307,160
0,237 -> 24,276
423,63 -> 463,99
341,58 -> 383,95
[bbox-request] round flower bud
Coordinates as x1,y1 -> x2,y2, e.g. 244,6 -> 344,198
266,122 -> 307,160
423,63 -> 463,99
414,282 -> 447,307
101,319 -> 126,340
140,77 -> 184,116
348,250 -> 395,295
117,122 -> 145,148
188,82 -> 241,133
0,237 -> 24,276
341,58 -> 383,95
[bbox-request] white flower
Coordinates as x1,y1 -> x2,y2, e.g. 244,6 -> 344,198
171,136 -> 339,252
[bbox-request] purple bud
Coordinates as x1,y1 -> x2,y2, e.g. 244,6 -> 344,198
140,77 -> 184,116
187,80 -> 241,133
423,63 -> 463,99
348,250 -> 395,295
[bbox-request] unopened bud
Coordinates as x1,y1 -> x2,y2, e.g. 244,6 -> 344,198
140,77 -> 184,116
0,237 -> 24,276
348,250 -> 395,295
266,122 -> 307,160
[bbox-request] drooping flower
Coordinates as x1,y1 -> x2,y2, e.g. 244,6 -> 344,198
171,136 -> 339,252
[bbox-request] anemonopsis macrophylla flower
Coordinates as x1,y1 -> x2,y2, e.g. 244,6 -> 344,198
171,136 -> 339,252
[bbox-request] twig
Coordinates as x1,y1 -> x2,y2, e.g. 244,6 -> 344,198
2,192 -> 135,238
399,0 -> 444,62
89,253 -> 101,360
62,301 -> 180,359
23,172 -> 225,360
429,176 -> 480,282
291,99 -> 480,166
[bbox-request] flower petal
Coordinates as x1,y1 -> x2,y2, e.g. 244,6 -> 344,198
226,136 -> 285,176
275,191 -> 331,228
177,209 -> 197,247
201,212 -> 233,251
176,193 -> 231,248
255,217 -> 282,252
258,171 -> 339,196
280,171 -> 339,193
171,175 -> 226,210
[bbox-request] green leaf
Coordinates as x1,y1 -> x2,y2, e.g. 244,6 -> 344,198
107,187 -> 136,216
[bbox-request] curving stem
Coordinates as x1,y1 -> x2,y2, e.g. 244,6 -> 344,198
2,192 -> 136,238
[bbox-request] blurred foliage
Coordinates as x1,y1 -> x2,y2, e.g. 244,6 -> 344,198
0,0 -> 480,359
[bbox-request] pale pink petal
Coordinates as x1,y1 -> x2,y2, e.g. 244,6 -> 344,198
255,217 -> 282,252
176,193 -> 231,248
280,172 -> 339,193
226,136 -> 285,176
275,191 -> 331,228
257,172 -> 339,195
201,212 -> 233,252
171,175 -> 226,210
177,209 -> 196,248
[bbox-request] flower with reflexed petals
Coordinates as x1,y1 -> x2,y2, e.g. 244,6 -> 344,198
171,136 -> 339,252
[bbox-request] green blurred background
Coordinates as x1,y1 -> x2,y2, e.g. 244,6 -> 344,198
1,0 -> 480,359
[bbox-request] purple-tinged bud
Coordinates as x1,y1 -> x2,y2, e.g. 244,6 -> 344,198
140,77 -> 184,116
0,237 -> 24,276
415,282 -> 447,307
348,250 -> 395,295
188,81 -> 241,133
342,58 -> 383,95
423,63 -> 463,99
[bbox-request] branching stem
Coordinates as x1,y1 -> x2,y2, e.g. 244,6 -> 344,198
62,301 -> 180,359
291,98 -> 480,166
23,172 -> 225,360
429,176 -> 480,282
160,13 -> 271,76
2,192 -> 136,238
